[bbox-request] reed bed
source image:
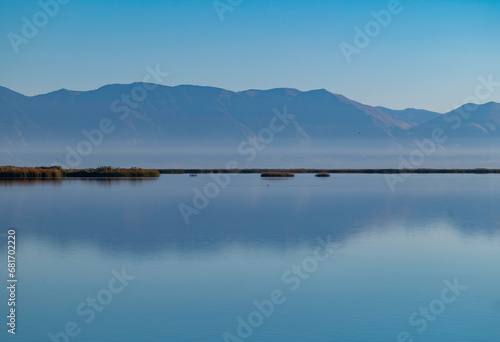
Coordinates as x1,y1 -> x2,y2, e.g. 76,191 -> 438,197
261,172 -> 295,178
64,167 -> 159,178
0,166 -> 63,178
0,166 -> 159,178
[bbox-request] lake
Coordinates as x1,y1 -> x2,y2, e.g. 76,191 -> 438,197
1,174 -> 499,341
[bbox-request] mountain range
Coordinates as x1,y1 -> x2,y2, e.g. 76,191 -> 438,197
1,83 -> 499,168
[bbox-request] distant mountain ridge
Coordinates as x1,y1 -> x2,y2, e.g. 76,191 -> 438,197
0,84 -> 414,146
0,84 -> 499,167
375,106 -> 441,126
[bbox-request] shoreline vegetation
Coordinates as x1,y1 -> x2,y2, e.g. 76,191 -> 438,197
4,166 -> 500,178
159,168 -> 500,174
0,166 -> 160,178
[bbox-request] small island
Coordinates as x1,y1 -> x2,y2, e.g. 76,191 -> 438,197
0,166 -> 160,179
261,172 -> 295,178
315,173 -> 331,177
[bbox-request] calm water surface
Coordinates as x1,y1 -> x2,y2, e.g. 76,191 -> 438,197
1,174 -> 499,341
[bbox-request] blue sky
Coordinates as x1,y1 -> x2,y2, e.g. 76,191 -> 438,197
1,0 -> 499,112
